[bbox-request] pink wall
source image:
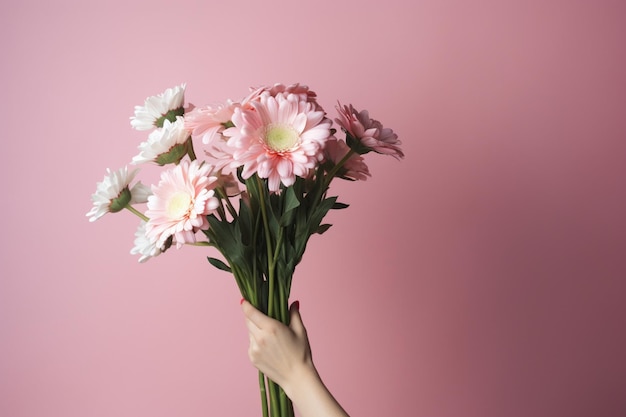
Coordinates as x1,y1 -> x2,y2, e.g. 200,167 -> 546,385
1,1 -> 625,416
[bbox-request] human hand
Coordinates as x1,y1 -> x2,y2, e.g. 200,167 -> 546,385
241,300 -> 314,392
241,300 -> 350,417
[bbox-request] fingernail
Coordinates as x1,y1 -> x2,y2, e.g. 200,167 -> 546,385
293,300 -> 300,310
240,298 -> 245,305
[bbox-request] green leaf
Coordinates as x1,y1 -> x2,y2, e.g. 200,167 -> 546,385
207,257 -> 231,272
314,196 -> 338,222
206,215 -> 246,265
316,224 -> 333,235
283,187 -> 301,212
237,197 -> 254,245
331,202 -> 350,210
279,208 -> 297,227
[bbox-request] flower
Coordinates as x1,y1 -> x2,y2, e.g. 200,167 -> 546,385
132,117 -> 191,165
145,160 -> 220,249
87,166 -> 151,222
335,103 -> 404,159
90,82 -> 404,417
184,102 -> 238,171
324,139 -> 371,181
130,180 -> 152,203
184,101 -> 237,144
224,92 -> 332,192
130,221 -> 168,263
130,84 -> 186,130
243,83 -> 320,108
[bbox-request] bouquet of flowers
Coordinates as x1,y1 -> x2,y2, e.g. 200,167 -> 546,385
87,83 -> 403,417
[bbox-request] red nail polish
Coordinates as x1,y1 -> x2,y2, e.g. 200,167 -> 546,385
293,300 -> 300,310
240,298 -> 245,305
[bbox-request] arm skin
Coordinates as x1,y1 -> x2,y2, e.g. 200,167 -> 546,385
241,300 -> 350,417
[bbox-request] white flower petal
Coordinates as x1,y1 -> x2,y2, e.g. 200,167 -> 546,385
130,84 -> 186,131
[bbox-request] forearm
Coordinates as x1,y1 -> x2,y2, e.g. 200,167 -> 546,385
283,363 -> 349,417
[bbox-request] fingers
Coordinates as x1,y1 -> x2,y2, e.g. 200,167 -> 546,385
241,300 -> 273,330
288,300 -> 307,339
242,299 -> 305,339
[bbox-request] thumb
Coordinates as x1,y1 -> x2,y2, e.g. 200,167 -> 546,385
289,300 -> 307,337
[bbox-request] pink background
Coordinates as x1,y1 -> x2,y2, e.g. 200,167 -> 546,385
1,1 -> 625,416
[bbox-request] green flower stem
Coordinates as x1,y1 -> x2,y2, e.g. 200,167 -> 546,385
186,241 -> 211,246
272,230 -> 289,325
255,175 -> 277,318
186,136 -> 197,161
280,388 -> 293,417
279,280 -> 288,324
270,229 -> 284,272
268,379 -> 280,416
259,371 -> 269,417
251,202 -> 262,307
124,204 -> 149,222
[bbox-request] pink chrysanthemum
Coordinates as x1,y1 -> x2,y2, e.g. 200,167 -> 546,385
224,92 -> 332,192
335,103 -> 404,159
145,160 -> 220,249
324,139 -> 371,181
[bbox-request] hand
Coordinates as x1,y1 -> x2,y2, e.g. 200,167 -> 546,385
241,300 -> 313,391
241,300 -> 350,417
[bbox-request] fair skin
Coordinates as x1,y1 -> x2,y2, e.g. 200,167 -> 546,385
241,300 -> 350,417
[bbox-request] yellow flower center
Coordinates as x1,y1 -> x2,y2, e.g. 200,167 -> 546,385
166,191 -> 192,219
265,124 -> 299,152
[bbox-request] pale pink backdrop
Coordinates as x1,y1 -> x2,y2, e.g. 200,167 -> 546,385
1,1 -> 625,416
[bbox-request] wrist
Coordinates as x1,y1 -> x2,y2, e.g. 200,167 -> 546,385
281,360 -> 350,417
281,360 -> 319,402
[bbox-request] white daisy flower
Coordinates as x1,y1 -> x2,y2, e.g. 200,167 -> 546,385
131,117 -> 191,165
130,182 -> 152,204
130,221 -> 165,263
86,166 -> 149,222
130,83 -> 186,131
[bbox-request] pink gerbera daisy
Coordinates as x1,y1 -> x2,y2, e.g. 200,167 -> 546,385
184,100 -> 237,144
224,92 -> 332,192
145,160 -> 220,249
243,83 -> 320,109
335,103 -> 404,159
324,139 -> 371,181
184,102 -> 239,171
